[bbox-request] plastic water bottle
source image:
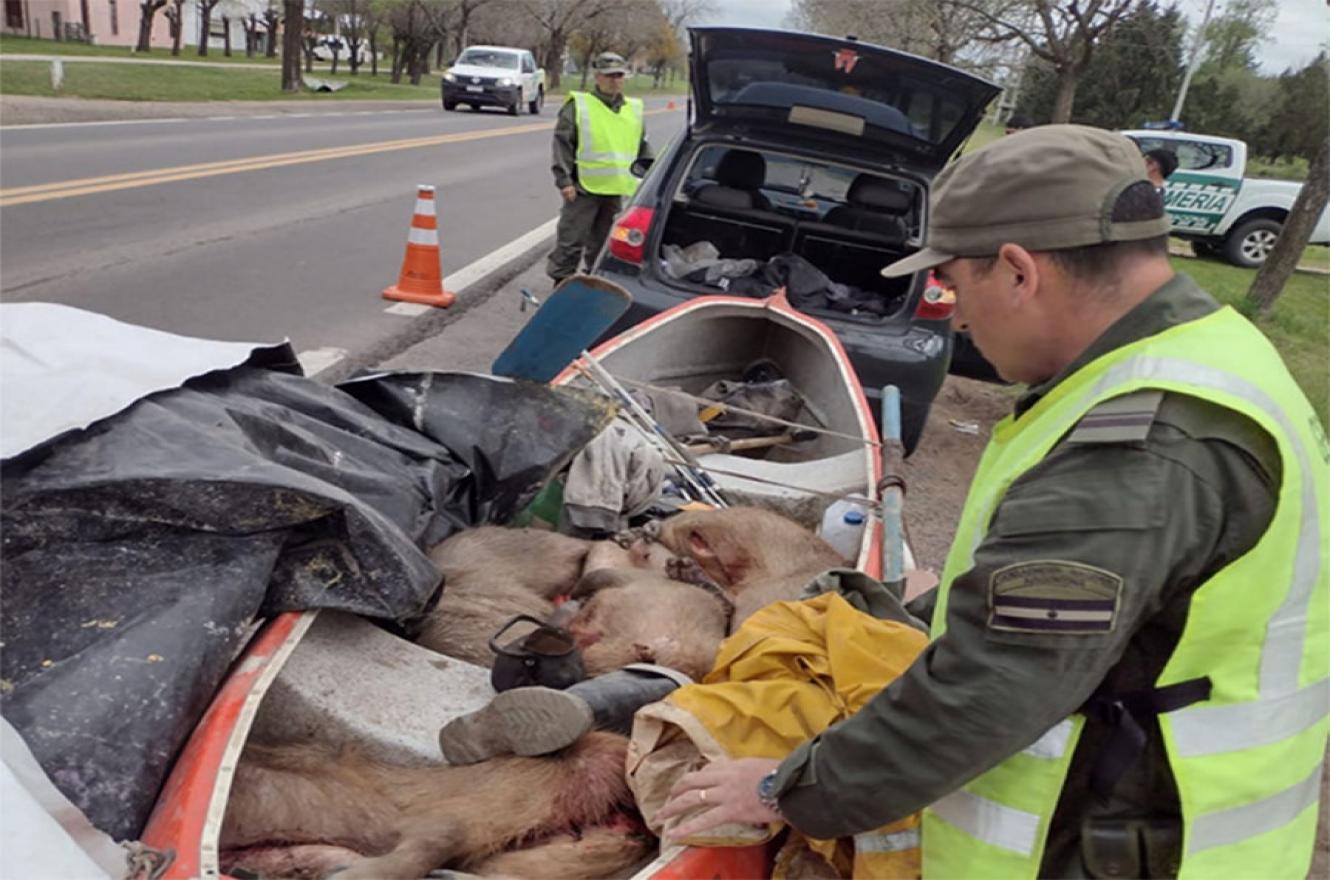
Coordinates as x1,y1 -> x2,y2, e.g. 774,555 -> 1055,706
820,499 -> 868,562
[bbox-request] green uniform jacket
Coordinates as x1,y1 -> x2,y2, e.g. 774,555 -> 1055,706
551,87 -> 653,192
772,273 -> 1283,877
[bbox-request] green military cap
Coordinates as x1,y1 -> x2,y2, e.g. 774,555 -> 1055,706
882,124 -> 1169,277
592,52 -> 630,75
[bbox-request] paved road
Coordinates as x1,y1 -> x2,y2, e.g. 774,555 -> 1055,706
0,99 -> 684,370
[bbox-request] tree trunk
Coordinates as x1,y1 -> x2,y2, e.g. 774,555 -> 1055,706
390,35 -> 402,83
281,0 -> 303,92
1051,67 -> 1079,123
1247,135 -> 1330,315
265,9 -> 278,56
369,32 -> 378,75
135,0 -> 163,51
222,15 -> 231,55
197,0 -> 209,55
167,0 -> 182,55
330,42 -> 339,74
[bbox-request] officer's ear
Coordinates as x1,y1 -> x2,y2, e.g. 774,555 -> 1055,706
996,243 -> 1040,309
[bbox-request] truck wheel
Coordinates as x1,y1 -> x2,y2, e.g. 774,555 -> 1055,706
1223,218 -> 1282,268
509,90 -> 522,116
528,87 -> 543,115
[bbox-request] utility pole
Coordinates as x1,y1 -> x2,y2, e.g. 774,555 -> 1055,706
1171,0 -> 1218,123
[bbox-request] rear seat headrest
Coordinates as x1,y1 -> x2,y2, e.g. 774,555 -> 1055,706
716,150 -> 767,190
847,175 -> 911,214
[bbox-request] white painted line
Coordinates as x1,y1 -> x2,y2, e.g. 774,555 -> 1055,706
383,215 -> 558,317
296,346 -> 348,375
385,302 -> 431,317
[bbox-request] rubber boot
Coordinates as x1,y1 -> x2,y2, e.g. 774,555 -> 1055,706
438,664 -> 690,765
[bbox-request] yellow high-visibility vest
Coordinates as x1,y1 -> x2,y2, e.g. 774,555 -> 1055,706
924,304 -> 1330,878
568,91 -> 642,197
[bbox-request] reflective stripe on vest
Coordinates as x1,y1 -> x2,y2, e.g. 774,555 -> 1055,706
569,91 -> 642,196
921,306 -> 1330,879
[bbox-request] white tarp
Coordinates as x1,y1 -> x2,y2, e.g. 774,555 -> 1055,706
1,719 -> 123,879
0,302 -> 289,460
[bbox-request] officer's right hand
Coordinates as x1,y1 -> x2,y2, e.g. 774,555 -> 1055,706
560,185 -> 577,203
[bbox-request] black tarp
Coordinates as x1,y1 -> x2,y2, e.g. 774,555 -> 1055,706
0,365 -> 612,841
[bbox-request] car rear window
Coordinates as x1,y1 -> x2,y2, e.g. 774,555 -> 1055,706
458,49 -> 520,69
702,34 -> 971,146
682,144 -> 922,235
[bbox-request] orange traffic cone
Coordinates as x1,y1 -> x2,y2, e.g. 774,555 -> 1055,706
383,184 -> 456,308
666,99 -> 676,110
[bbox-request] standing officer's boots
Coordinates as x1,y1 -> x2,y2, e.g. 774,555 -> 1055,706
438,664 -> 691,765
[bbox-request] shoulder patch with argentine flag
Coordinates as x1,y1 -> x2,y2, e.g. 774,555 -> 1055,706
988,560 -> 1122,634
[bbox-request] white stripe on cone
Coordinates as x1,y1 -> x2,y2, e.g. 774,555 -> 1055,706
407,227 -> 438,246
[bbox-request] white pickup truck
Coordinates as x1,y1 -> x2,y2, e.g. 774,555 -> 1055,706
441,45 -> 545,116
1122,130 -> 1330,268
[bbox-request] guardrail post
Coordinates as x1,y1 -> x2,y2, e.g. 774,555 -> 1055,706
50,58 -> 64,91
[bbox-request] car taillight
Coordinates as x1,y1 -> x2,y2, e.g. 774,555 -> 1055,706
915,271 -> 955,321
608,207 -> 654,264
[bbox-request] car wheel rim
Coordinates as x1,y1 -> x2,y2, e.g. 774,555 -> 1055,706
1242,229 -> 1277,262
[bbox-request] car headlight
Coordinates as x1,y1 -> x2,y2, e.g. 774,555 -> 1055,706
498,77 -> 514,87
443,72 -> 456,82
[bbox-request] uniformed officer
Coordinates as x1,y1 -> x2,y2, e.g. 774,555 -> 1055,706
658,125 -> 1330,878
546,51 -> 653,285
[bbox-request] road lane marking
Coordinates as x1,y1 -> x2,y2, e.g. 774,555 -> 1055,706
0,107 -> 673,206
0,108 -> 435,131
296,346 -> 348,375
383,215 -> 559,318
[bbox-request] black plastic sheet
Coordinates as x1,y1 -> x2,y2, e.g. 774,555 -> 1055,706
0,365 -> 611,841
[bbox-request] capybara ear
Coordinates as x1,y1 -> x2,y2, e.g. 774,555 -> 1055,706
690,529 -> 754,586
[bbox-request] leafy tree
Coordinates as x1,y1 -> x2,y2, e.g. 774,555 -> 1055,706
1019,1 -> 1185,129
1256,54 -> 1329,163
1199,0 -> 1275,73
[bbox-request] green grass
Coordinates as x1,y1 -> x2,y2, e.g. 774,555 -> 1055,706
1,32 -> 279,63
1247,154 -> 1309,181
548,73 -> 686,98
1174,256 -> 1330,429
0,59 -> 438,100
961,118 -> 1004,154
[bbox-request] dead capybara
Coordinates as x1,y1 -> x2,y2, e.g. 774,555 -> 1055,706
220,730 -> 647,879
417,527 -> 674,666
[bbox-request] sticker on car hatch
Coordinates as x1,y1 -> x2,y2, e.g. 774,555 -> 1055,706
833,48 -> 860,74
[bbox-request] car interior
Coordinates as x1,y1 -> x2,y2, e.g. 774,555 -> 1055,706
658,144 -> 924,319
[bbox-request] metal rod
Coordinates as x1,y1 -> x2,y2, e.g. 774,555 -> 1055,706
574,357 -> 728,508
613,375 -> 883,448
880,385 -> 907,588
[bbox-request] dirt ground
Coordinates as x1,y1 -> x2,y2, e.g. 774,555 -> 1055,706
901,375 -> 1329,876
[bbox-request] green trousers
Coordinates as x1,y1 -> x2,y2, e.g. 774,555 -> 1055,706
546,191 -> 621,283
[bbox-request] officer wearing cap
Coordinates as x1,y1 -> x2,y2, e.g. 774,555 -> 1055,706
547,51 -> 653,285
657,125 -> 1329,877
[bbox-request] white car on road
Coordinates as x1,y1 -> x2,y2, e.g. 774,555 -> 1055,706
442,46 -> 545,116
1123,130 -> 1330,267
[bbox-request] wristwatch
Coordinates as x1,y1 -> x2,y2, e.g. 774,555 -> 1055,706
756,769 -> 783,817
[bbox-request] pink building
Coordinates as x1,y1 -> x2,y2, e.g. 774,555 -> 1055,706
4,0 -> 261,52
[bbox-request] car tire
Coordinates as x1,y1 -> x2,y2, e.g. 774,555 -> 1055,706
443,99 -> 456,111
1223,218 -> 1282,268
528,87 -> 543,115
509,90 -> 522,116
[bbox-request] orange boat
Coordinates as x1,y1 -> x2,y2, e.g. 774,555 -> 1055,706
139,291 -> 899,879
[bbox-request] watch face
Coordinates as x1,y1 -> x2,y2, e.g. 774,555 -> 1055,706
758,770 -> 778,799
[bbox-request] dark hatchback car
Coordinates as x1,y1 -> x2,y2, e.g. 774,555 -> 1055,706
593,27 -> 999,453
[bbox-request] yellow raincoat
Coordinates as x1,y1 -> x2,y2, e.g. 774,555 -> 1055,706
627,587 -> 929,878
